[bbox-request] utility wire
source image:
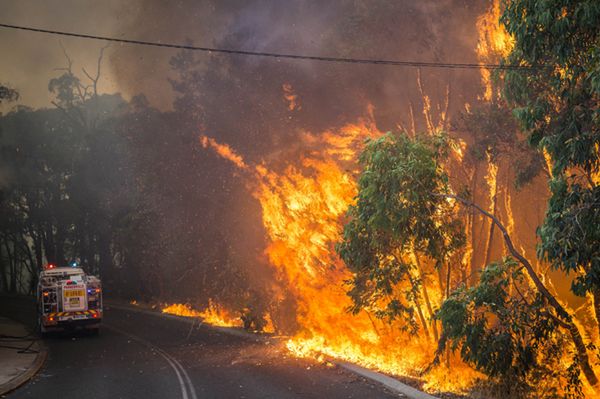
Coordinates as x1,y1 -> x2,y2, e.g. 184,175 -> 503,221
0,22 -> 530,71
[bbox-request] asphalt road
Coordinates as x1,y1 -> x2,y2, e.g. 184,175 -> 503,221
1,297 -> 401,399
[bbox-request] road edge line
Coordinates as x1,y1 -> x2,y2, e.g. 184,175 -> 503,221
0,333 -> 48,396
335,361 -> 440,399
159,348 -> 198,399
104,324 -> 197,399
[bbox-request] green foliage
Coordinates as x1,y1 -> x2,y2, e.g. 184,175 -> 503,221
437,258 -> 581,398
0,84 -> 18,104
539,179 -> 600,296
337,133 -> 464,327
460,102 -> 519,162
502,0 -> 600,175
48,73 -> 82,107
502,1 -> 600,298
458,102 -> 544,188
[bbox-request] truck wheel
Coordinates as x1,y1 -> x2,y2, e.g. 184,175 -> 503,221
37,316 -> 48,338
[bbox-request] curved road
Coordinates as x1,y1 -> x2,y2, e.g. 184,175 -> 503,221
2,298 -> 401,399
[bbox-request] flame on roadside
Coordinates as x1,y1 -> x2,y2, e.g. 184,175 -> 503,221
163,303 -> 202,318
198,300 -> 243,328
162,301 -> 242,328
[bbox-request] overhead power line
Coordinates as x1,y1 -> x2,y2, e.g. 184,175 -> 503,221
0,22 -> 529,71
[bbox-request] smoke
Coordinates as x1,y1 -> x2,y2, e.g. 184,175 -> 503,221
109,0 -> 487,134
0,0 -> 489,142
1,1 -> 488,128
0,0 -> 132,111
103,0 -> 495,312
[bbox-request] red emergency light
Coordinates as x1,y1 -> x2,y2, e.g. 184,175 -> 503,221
45,263 -> 56,270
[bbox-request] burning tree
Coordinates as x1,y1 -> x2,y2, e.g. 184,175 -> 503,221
337,133 -> 465,340
340,130 -> 597,397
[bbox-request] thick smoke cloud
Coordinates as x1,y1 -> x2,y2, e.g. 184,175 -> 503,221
109,0 -> 487,145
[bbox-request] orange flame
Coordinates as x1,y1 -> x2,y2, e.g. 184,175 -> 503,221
200,111 -> 480,394
162,301 -> 242,328
282,83 -> 301,111
476,0 -> 514,101
201,135 -> 248,170
163,303 -> 202,318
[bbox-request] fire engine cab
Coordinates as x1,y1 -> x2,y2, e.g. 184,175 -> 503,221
37,262 -> 102,336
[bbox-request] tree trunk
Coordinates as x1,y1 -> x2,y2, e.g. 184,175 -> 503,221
98,229 -> 112,278
483,192 -> 497,267
365,310 -> 382,339
469,164 -> 481,286
55,224 -> 66,266
593,288 -> 600,336
33,231 -> 43,271
0,239 -> 6,292
43,222 -> 55,263
412,295 -> 430,340
395,251 -> 431,339
4,239 -> 16,293
415,255 -> 439,342
444,193 -> 599,387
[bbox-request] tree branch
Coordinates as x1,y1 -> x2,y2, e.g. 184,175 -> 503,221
435,192 -> 598,385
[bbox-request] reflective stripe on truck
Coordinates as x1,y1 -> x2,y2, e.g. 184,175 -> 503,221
47,309 -> 101,318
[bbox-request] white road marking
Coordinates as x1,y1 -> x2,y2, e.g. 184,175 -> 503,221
155,345 -> 198,399
104,324 -> 197,399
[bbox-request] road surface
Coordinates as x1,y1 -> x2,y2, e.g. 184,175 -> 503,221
1,297 -> 401,399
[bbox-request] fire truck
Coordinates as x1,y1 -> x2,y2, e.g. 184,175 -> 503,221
37,262 -> 102,336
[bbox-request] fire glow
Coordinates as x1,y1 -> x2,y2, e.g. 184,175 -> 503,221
198,109 -> 480,393
476,0 -> 514,101
162,301 -> 242,328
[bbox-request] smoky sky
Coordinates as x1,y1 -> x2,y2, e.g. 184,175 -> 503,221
107,0 -> 488,161
2,1 -> 489,129
0,0 -> 136,111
